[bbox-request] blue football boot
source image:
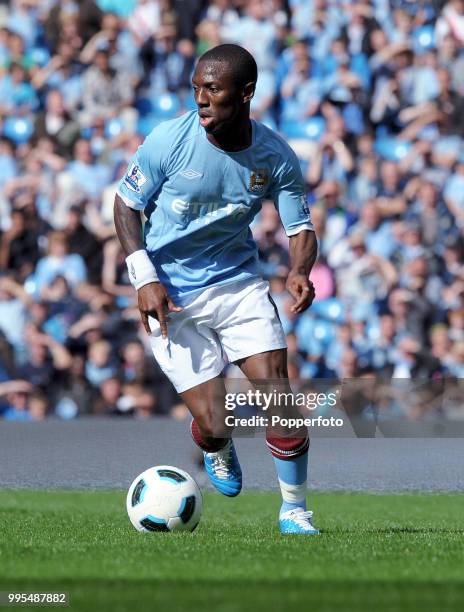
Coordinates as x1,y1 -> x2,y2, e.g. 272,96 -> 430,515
279,508 -> 320,534
203,440 -> 242,497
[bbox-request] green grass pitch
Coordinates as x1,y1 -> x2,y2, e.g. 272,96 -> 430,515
0,490 -> 463,612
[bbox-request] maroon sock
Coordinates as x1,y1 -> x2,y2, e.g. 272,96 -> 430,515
190,419 -> 228,453
266,435 -> 310,460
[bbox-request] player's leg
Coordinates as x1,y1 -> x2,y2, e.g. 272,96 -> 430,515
181,377 -> 242,497
182,376 -> 229,451
147,302 -> 242,497
236,349 -> 318,534
165,278 -> 293,499
216,278 -> 318,532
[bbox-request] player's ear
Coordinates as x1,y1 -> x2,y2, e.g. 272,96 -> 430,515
243,81 -> 255,104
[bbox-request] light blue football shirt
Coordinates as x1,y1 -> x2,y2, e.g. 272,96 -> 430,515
117,110 -> 313,306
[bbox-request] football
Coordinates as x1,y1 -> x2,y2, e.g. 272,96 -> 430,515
126,465 -> 203,532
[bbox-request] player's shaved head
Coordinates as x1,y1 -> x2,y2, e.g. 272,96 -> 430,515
198,44 -> 257,89
193,44 -> 257,146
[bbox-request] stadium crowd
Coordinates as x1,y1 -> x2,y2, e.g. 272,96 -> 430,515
0,0 -> 463,422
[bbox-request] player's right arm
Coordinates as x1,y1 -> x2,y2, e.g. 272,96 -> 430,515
113,127 -> 182,338
114,195 -> 181,339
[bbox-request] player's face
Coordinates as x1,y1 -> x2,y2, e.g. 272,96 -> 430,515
192,61 -> 252,135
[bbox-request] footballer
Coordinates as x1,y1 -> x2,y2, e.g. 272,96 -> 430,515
114,44 -> 319,534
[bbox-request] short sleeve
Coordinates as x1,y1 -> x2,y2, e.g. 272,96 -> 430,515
270,150 -> 315,236
116,126 -> 168,211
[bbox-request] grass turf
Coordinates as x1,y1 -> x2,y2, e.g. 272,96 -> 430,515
0,490 -> 463,611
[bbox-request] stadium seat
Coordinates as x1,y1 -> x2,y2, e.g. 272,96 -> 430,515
184,92 -> 198,111
3,116 -> 33,144
55,397 -> 79,419
151,93 -> 180,119
30,47 -> 50,67
295,314 -> 334,354
413,25 -> 435,53
136,95 -> 180,136
300,361 -> 319,378
135,97 -> 153,116
137,114 -> 164,137
280,117 -> 326,140
310,298 -> 344,323
80,127 -> 93,140
312,319 -> 335,344
105,118 -> 124,139
261,116 -> 278,131
375,137 -> 412,161
23,274 -> 38,298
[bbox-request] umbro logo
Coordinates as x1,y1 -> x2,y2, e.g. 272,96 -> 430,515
180,169 -> 203,180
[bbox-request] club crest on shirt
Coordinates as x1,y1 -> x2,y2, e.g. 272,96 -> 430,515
124,164 -> 147,193
249,169 -> 269,193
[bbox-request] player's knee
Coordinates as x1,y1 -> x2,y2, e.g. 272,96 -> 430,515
240,349 -> 288,379
267,350 -> 288,379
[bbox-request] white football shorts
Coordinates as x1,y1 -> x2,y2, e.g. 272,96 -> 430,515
148,277 -> 287,393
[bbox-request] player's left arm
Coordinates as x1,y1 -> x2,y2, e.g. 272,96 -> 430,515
271,149 -> 318,314
287,229 -> 317,314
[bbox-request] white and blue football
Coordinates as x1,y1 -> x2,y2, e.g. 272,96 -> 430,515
126,465 -> 202,532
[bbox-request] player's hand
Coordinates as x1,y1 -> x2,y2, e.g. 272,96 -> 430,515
286,272 -> 315,314
137,282 -> 183,338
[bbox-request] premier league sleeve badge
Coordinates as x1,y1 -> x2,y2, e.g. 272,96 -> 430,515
124,164 -> 148,193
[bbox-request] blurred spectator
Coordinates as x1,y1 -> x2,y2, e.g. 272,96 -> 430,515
203,0 -> 239,28
55,139 -> 111,214
33,90 -> 80,156
444,161 -> 464,228
33,230 -> 87,296
81,48 -> 135,127
94,376 -> 122,415
54,354 -> 96,418
41,275 -> 87,344
0,275 -> 31,354
306,131 -> 354,187
448,308 -> 464,342
31,41 -> 83,115
221,0 -> 278,71
0,208 -> 39,277
128,0 -> 164,46
369,314 -> 398,371
29,390 -> 49,421
309,257 -> 334,301
101,237 -> 133,301
447,340 -> 464,377
0,380 -> 34,421
140,26 -> 194,94
85,339 -> 117,387
386,336 -> 442,379
64,205 -> 102,284
335,232 -> 397,310
435,0 -> 464,47
0,62 -> 38,114
44,1 -> 102,49
18,325 -> 72,389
